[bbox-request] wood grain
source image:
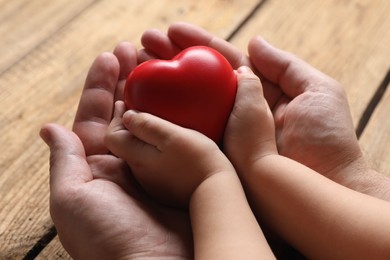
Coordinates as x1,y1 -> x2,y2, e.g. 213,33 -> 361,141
0,0 -> 96,74
359,83 -> 390,176
35,236 -> 71,260
0,0 -> 261,258
230,0 -> 390,126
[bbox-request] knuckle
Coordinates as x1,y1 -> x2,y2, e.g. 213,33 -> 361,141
242,73 -> 261,86
130,113 -> 153,132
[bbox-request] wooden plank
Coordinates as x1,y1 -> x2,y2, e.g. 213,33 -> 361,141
0,0 -> 96,74
359,84 -> 390,177
0,0 -> 261,258
35,236 -> 71,260
230,0 -> 390,127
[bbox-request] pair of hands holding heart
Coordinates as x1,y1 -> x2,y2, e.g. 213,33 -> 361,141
42,23 -> 364,259
124,46 -> 237,144
111,46 -> 240,208
120,42 -> 360,210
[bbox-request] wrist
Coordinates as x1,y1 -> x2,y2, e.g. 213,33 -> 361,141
233,151 -> 279,181
188,170 -> 272,259
225,133 -> 278,178
189,171 -> 239,208
330,156 -> 390,201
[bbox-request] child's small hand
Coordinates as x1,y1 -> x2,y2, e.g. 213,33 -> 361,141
224,66 -> 278,172
105,101 -> 234,208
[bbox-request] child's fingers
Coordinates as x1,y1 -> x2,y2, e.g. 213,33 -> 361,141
226,66 -> 271,144
122,111 -> 181,151
108,101 -> 127,132
235,66 -> 266,111
105,101 -> 142,160
104,101 -> 127,151
105,102 -> 182,167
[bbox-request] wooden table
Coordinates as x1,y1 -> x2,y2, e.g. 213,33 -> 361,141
1,0 -> 389,258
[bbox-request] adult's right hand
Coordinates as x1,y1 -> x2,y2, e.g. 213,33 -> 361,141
140,22 -> 367,187
247,36 -> 390,200
246,36 -> 363,179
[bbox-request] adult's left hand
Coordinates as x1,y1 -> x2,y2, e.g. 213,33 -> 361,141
41,42 -> 192,259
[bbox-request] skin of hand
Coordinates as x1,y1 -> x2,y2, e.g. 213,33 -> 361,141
239,151 -> 390,259
139,22 -> 390,201
104,101 -> 235,208
40,43 -> 193,259
104,68 -> 276,259
219,60 -> 390,260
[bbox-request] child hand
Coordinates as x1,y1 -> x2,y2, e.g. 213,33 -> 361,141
105,101 -> 235,208
224,66 -> 278,172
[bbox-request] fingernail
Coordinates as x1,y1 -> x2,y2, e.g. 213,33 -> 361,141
125,109 -> 138,116
237,66 -> 253,74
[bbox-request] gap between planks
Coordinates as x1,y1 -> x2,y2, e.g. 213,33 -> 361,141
225,0 -> 268,41
356,68 -> 390,138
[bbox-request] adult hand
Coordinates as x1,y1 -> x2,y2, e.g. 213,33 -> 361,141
40,42 -> 192,259
140,22 -> 364,185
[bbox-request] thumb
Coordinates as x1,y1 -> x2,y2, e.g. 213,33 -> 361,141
248,35 -> 335,97
224,66 -> 275,158
231,66 -> 267,126
225,66 -> 263,141
236,66 -> 265,102
40,123 -> 92,191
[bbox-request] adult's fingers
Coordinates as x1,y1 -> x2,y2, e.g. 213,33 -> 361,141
140,22 -> 252,69
141,28 -> 181,60
248,36 -> 340,98
113,42 -> 138,80
40,123 -> 92,192
168,23 -> 286,108
113,42 -> 138,101
141,22 -> 281,108
73,52 -> 120,155
168,22 -> 252,69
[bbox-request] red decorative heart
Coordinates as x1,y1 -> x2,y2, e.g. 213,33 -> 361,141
124,46 -> 237,144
